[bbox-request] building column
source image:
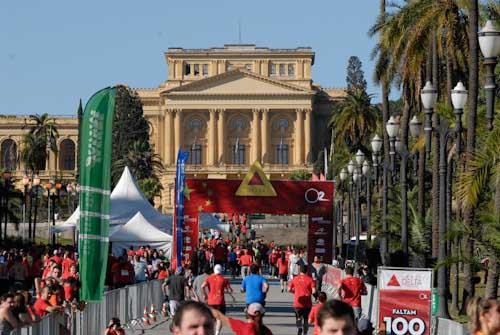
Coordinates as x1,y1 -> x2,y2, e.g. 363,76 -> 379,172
304,108 -> 312,164
251,109 -> 261,163
261,109 -> 269,164
174,109 -> 182,153
217,109 -> 225,165
295,109 -> 304,165
164,109 -> 174,165
208,109 -> 217,166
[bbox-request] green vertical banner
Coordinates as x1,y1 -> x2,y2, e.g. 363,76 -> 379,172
78,87 -> 116,301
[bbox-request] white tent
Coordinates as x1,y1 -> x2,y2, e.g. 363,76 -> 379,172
58,167 -> 172,233
110,167 -> 172,233
110,212 -> 172,257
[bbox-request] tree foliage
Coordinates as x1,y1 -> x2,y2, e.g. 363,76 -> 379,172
346,56 -> 368,93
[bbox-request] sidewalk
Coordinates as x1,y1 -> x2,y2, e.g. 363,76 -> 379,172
139,277 -> 298,335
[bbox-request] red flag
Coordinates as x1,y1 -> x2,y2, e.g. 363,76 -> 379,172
312,173 -> 320,181
320,173 -> 326,181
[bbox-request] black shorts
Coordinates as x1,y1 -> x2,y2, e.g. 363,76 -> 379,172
294,307 -> 311,319
209,304 -> 226,314
280,274 -> 288,280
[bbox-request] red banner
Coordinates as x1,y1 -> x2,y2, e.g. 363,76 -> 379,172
378,268 -> 433,335
183,178 -> 334,264
181,211 -> 199,267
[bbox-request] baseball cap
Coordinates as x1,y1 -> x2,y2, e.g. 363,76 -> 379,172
214,264 -> 222,274
247,303 -> 265,316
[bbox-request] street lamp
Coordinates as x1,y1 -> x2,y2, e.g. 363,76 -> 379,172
409,115 -> 422,138
479,20 -> 500,130
362,161 -> 372,244
339,167 -> 348,257
371,134 -> 382,189
451,81 -> 468,156
386,116 -> 399,174
347,159 -> 355,174
420,81 -> 438,154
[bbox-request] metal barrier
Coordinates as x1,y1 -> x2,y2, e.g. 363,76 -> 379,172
14,279 -> 165,335
436,317 -> 470,335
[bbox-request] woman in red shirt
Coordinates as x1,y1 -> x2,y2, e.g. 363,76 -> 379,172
277,252 -> 289,293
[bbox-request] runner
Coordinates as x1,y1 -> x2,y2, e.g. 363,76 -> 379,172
171,301 -> 215,335
163,267 -> 188,317
338,266 -> 366,320
202,264 -> 233,335
277,251 -> 289,293
211,302 -> 273,335
288,264 -> 316,335
192,265 -> 211,303
241,264 -> 269,307
308,292 -> 327,335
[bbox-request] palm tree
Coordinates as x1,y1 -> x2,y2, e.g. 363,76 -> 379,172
25,113 -> 59,170
112,140 -> 164,186
21,133 -> 46,172
138,178 -> 163,205
329,89 -> 380,152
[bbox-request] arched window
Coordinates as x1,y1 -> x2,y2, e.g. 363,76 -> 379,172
59,139 -> 75,170
1,139 -> 17,171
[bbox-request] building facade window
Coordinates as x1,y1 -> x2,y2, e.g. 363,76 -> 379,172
232,144 -> 245,165
276,144 -> 289,165
184,64 -> 191,75
189,144 -> 202,165
194,64 -> 200,76
59,139 -> 76,170
202,64 -> 208,76
245,64 -> 252,72
288,64 -> 295,76
279,64 -> 286,76
227,64 -> 234,71
269,63 -> 276,75
0,139 -> 17,171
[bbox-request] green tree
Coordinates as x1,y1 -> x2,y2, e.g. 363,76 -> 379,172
138,178 -> 164,204
289,170 -> 312,181
346,56 -> 368,93
112,140 -> 164,184
25,113 -> 59,170
111,85 -> 151,186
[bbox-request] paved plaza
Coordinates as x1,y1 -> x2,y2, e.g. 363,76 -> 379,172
140,277 -> 298,335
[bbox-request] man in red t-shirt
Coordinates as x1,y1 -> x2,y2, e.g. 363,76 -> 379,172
339,266 -> 367,320
288,265 -> 316,335
61,251 -> 75,278
202,264 -> 232,335
212,302 -> 272,335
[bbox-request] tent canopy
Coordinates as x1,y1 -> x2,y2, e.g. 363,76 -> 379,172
110,212 -> 171,256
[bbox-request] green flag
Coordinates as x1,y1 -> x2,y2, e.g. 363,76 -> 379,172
78,87 -> 116,301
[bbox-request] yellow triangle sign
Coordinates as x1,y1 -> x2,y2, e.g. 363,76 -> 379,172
236,161 -> 277,197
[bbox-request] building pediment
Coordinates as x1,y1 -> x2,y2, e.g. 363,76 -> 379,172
163,69 -> 314,96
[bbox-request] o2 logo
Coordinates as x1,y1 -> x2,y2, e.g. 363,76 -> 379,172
383,317 -> 425,335
304,188 -> 329,204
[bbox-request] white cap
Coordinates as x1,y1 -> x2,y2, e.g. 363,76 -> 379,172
247,303 -> 265,316
214,264 -> 222,274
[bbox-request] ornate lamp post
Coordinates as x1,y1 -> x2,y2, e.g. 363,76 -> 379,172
479,20 -> 500,130
346,159 -> 355,256
354,150 -> 365,262
371,134 -> 382,190
421,81 -> 438,154
362,161 -> 371,244
451,81 -> 468,156
386,116 -> 400,178
339,168 -> 348,258
32,175 -> 40,241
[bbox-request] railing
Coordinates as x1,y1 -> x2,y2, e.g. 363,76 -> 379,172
14,280 -> 165,335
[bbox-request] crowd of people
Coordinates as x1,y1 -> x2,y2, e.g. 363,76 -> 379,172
0,243 -> 81,334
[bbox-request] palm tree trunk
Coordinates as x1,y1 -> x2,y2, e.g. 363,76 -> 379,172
461,0 -> 479,315
431,32 -> 440,258
446,46 -> 453,107
400,82 -> 411,148
417,147 -> 426,222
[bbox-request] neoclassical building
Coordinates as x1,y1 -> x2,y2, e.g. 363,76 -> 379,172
0,44 -> 345,211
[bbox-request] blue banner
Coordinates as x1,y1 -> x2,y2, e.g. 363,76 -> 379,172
173,149 -> 189,268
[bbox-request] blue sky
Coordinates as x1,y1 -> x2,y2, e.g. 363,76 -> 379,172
1,0 -> 386,116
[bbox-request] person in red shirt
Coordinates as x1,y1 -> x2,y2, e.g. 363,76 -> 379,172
33,287 -> 63,317
49,250 -> 62,266
288,265 -> 317,335
212,302 -> 272,335
239,250 -> 253,278
338,266 -> 366,320
277,251 -> 289,293
202,264 -> 233,335
61,251 -> 75,278
309,292 -> 327,335
268,249 -> 279,279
